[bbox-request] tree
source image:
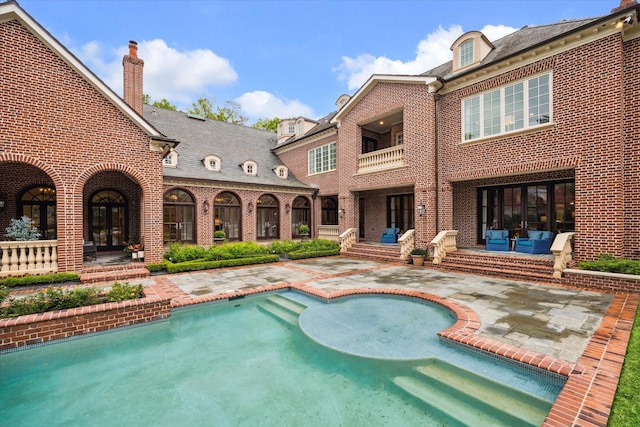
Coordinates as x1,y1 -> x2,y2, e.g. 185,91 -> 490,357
188,97 -> 248,125
152,99 -> 177,111
143,94 -> 177,110
252,117 -> 281,132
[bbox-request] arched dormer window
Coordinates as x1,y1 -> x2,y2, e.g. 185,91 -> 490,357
274,165 -> 288,179
450,31 -> 494,73
242,160 -> 258,176
203,155 -> 221,172
163,150 -> 178,168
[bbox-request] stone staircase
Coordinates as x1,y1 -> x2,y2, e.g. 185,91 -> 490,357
342,242 -> 403,263
257,293 -> 307,326
392,358 -> 553,426
432,250 -> 557,284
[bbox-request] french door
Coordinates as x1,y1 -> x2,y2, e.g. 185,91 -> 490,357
90,190 -> 128,251
479,180 -> 574,241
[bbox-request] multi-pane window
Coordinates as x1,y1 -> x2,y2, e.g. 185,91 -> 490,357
308,142 -> 336,175
462,73 -> 551,141
460,40 -> 474,68
288,122 -> 295,134
297,121 -> 304,135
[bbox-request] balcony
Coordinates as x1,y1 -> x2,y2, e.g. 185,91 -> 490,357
357,144 -> 405,174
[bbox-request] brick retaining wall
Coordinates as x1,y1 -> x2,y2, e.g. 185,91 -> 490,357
563,269 -> 640,293
0,292 -> 171,351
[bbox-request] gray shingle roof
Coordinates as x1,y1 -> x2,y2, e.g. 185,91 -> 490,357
423,17 -> 604,80
143,104 -> 311,189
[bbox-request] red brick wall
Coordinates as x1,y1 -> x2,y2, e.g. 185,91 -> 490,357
162,184 -> 315,244
335,82 -> 437,247
622,36 -> 640,259
0,294 -> 171,351
438,34 -> 627,260
0,19 -> 165,270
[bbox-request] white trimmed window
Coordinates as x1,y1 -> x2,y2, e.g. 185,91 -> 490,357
203,155 -> 221,172
288,122 -> 295,134
163,150 -> 178,168
242,160 -> 258,176
460,39 -> 474,68
462,72 -> 551,142
308,142 -> 336,175
395,132 -> 404,146
274,165 -> 289,179
297,121 -> 304,135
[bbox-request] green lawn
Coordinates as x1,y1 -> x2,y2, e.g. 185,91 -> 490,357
608,306 -> 640,426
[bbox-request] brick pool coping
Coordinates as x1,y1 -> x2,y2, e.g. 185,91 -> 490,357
2,273 -> 636,426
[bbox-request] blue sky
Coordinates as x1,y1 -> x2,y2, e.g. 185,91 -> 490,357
18,0 -> 613,123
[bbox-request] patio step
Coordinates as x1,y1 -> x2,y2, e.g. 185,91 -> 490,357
257,293 -> 307,326
342,242 -> 403,263
433,250 -> 557,284
392,358 -> 552,427
80,264 -> 150,284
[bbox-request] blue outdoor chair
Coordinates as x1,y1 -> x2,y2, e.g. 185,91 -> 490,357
515,230 -> 554,254
380,227 -> 400,244
485,229 -> 510,251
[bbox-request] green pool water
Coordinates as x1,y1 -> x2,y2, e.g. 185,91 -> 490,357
0,292 -> 564,426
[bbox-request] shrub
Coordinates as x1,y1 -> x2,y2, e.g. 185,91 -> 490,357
106,282 -> 144,302
269,240 -> 302,255
410,248 -> 428,256
165,242 -> 207,263
146,262 -> 167,273
0,272 -> 80,288
165,255 -> 279,273
0,286 -> 101,318
214,230 -> 226,239
579,254 -> 640,275
0,286 -> 9,304
4,216 -> 41,241
298,224 -> 310,234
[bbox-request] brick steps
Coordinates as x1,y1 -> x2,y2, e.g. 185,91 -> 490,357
80,264 -> 150,284
432,250 -> 557,284
342,242 -> 403,263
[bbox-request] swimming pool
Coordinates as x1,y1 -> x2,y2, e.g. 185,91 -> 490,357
0,291 -> 564,426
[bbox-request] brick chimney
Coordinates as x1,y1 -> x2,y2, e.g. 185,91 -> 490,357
612,0 -> 638,13
122,40 -> 144,116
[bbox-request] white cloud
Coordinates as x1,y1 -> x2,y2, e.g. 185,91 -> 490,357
236,91 -> 315,120
74,39 -> 238,106
335,24 -> 517,91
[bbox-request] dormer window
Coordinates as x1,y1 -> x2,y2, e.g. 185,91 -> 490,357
163,150 -> 178,168
297,121 -> 304,135
242,160 -> 258,176
274,165 -> 288,179
203,155 -> 221,172
288,122 -> 295,134
451,31 -> 494,74
459,39 -> 474,68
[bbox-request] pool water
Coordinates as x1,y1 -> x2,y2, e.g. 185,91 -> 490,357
0,291 -> 564,426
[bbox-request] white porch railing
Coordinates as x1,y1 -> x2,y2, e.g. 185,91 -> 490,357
357,145 -> 405,174
551,232 -> 575,279
317,225 -> 340,242
0,240 -> 58,277
338,228 -> 358,253
398,229 -> 415,261
430,230 -> 458,264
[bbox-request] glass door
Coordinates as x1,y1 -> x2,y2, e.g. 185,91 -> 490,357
90,190 -> 128,250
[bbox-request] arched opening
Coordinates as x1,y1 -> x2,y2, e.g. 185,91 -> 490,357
163,188 -> 195,243
90,189 -> 128,251
291,196 -> 311,237
214,192 -> 241,241
19,185 -> 57,239
256,194 -> 279,240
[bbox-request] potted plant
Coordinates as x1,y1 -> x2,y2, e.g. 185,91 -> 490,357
298,224 -> 310,240
214,230 -> 226,244
4,216 -> 41,241
410,248 -> 428,266
123,237 -> 144,260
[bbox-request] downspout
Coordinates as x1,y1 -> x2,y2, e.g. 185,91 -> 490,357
430,78 -> 445,235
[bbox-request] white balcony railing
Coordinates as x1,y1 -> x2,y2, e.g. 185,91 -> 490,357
357,144 -> 405,174
0,240 -> 58,277
317,225 -> 340,242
